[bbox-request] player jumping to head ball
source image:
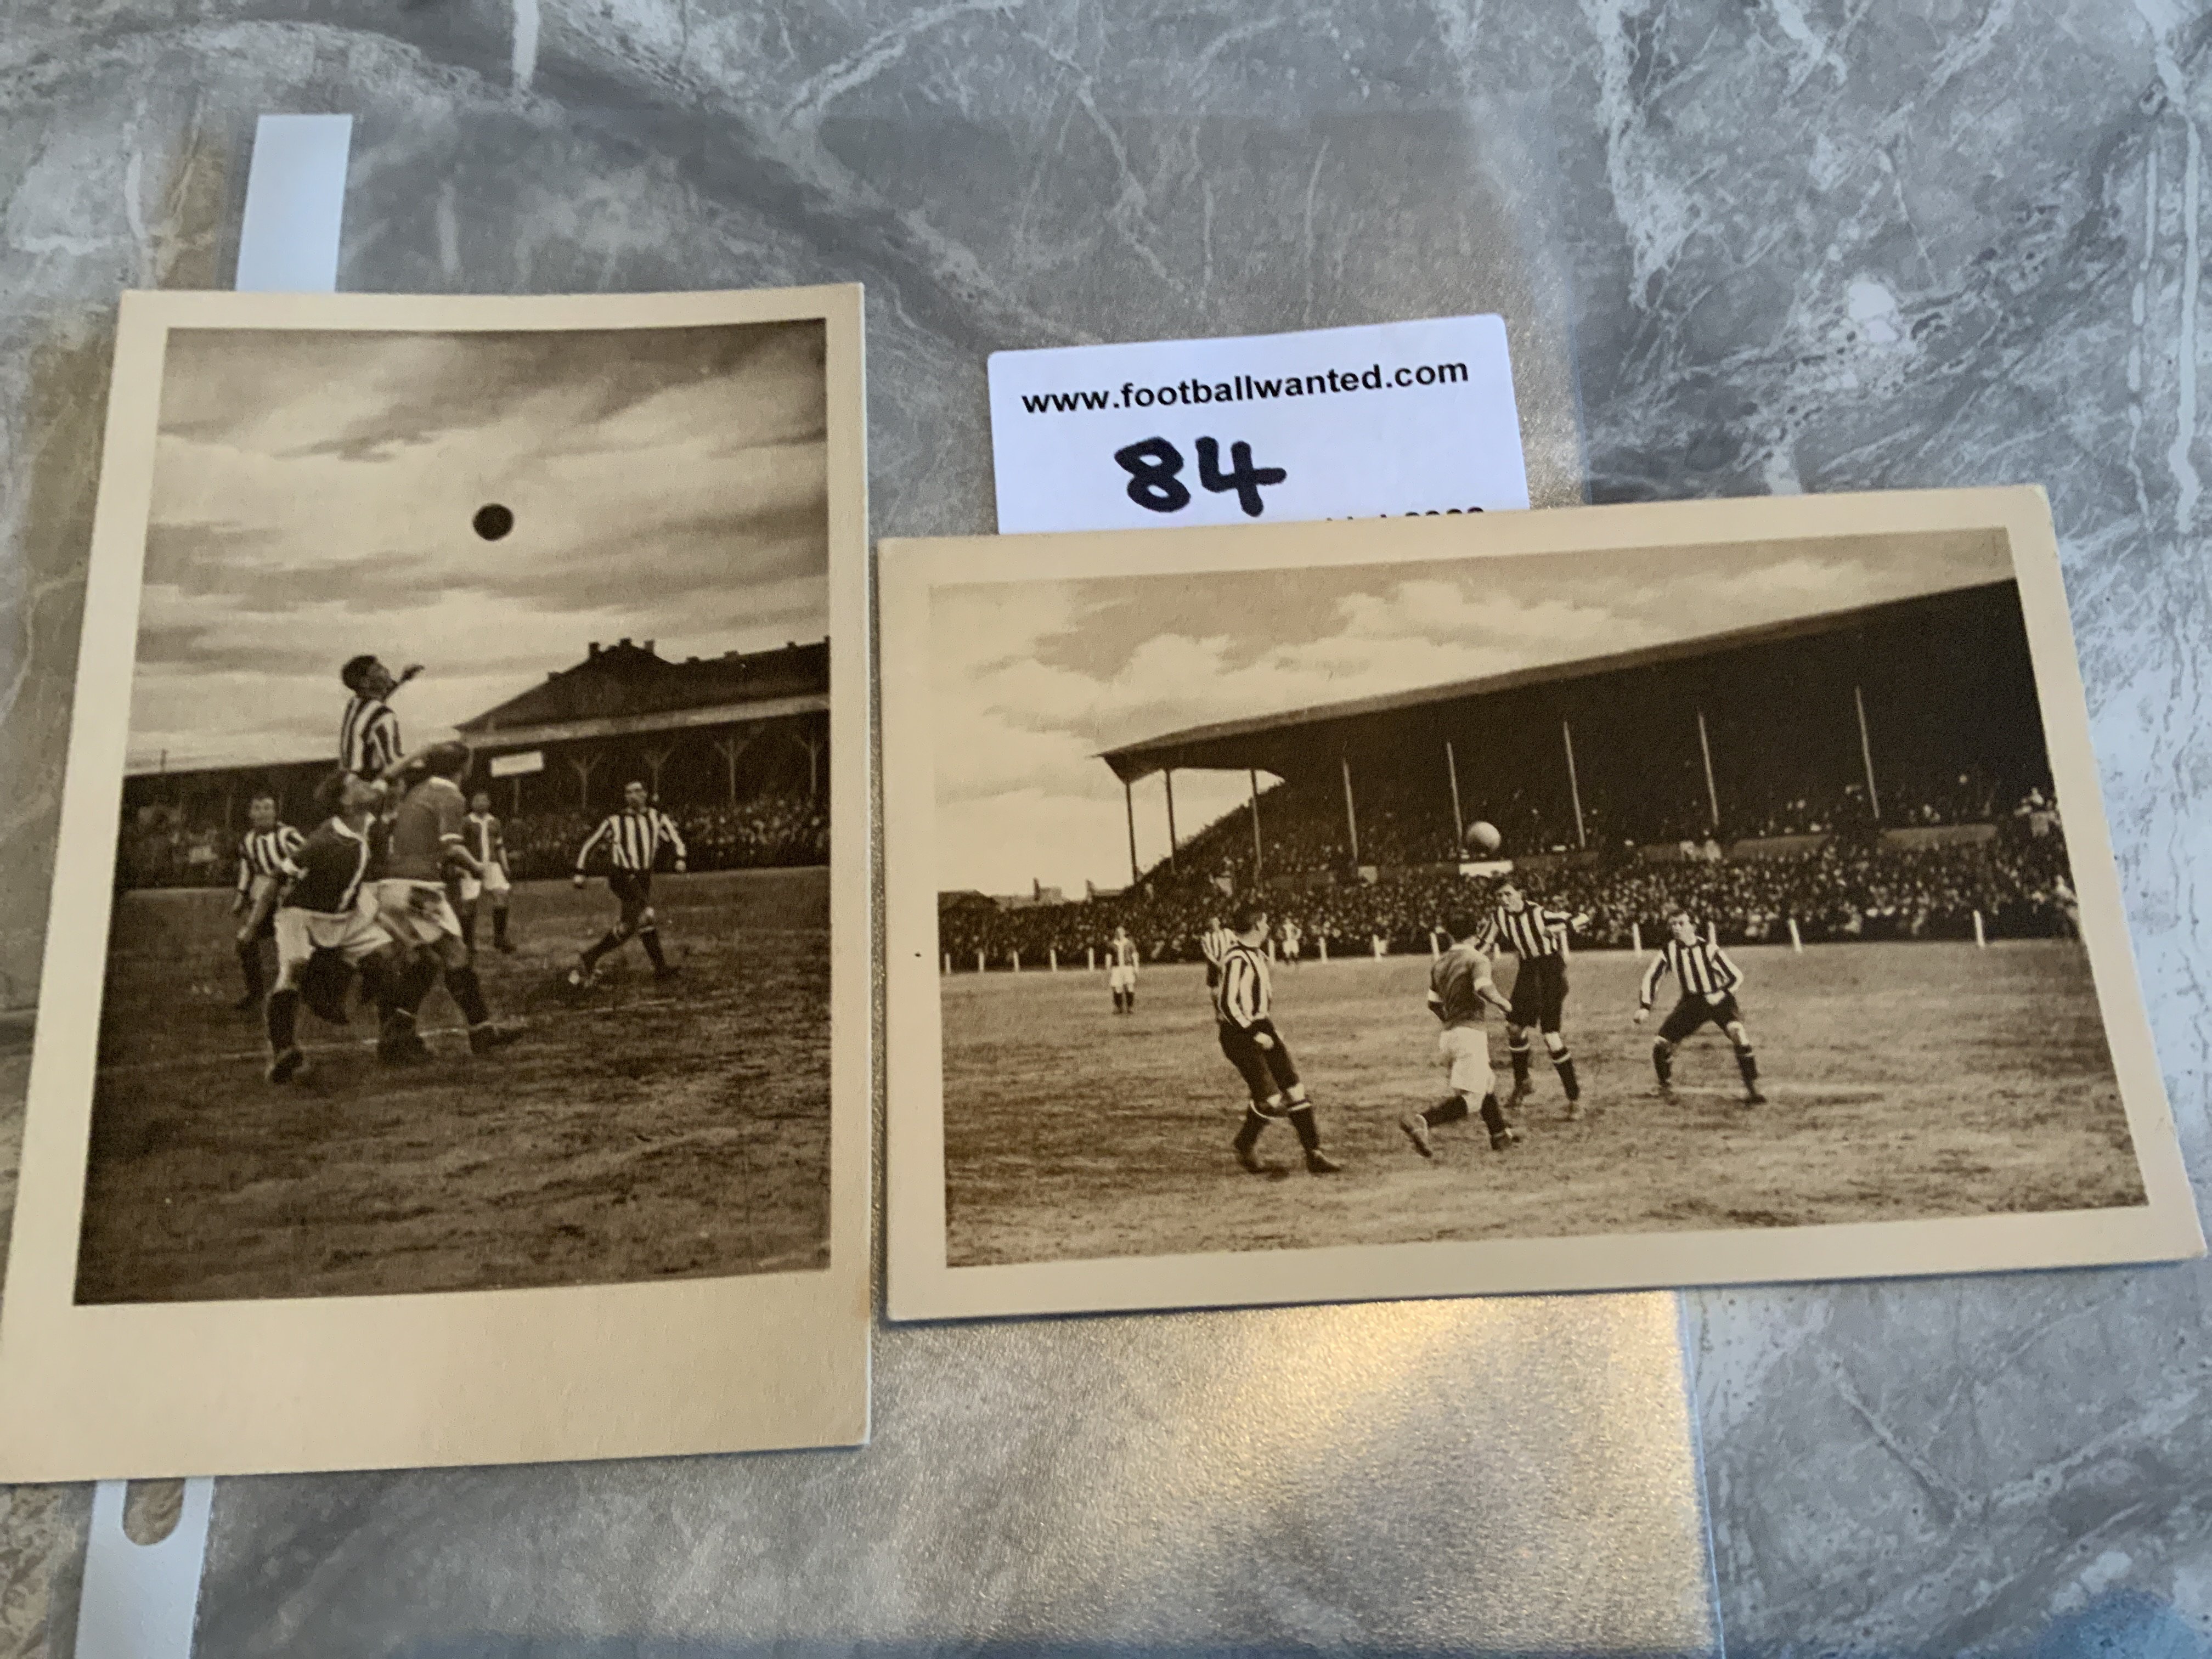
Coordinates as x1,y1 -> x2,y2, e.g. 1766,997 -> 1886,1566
1217,902 -> 1341,1176
1635,910 -> 1765,1105
336,654 -> 424,783
1475,879 -> 1591,1119
1105,926 -> 1139,1014
1401,927 -> 1522,1156
568,780 -> 687,985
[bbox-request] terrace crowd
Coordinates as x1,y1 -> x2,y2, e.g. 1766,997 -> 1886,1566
938,827 -> 2083,970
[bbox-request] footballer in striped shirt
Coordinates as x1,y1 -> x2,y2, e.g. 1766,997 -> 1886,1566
1474,879 -> 1591,1116
1634,911 -> 1766,1104
568,781 -> 689,985
229,793 -> 304,1009
337,654 -> 423,783
1216,901 -> 1340,1176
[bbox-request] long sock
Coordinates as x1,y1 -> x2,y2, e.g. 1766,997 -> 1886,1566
1286,1103 -> 1322,1153
1652,1040 -> 1673,1086
446,964 -> 492,1028
1735,1046 -> 1759,1088
492,905 -> 510,946
581,929 -> 624,968
1553,1051 -> 1581,1101
460,905 -> 478,956
1477,1093 -> 1508,1138
1423,1094 -> 1470,1127
639,927 -> 668,971
403,955 -> 441,1017
236,940 -> 265,1001
1509,1045 -> 1531,1089
265,988 -> 298,1054
1233,1105 -> 1269,1153
358,953 -> 392,1015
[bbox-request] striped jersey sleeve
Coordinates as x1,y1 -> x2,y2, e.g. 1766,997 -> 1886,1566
652,808 -> 687,864
575,816 -> 617,871
1638,949 -> 1673,1009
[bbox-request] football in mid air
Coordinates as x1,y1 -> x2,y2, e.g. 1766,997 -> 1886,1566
1465,820 -> 1503,854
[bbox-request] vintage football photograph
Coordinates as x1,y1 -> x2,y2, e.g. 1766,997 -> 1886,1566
74,312 -> 843,1305
882,494 -> 2198,1319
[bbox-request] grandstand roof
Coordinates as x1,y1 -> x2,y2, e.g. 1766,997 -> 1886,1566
1098,579 -> 2014,782
457,637 -> 828,746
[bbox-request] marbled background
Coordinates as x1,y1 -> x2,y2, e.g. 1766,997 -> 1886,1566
4,1 -> 2211,1654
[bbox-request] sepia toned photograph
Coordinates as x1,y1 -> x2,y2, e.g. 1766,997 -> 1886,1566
882,491 -> 2199,1321
0,286 -> 872,1479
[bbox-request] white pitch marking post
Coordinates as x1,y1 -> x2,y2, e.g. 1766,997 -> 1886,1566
1087,946 -> 1096,970
1429,930 -> 1442,958
942,952 -> 951,974
1318,936 -> 1329,962
1787,917 -> 1803,952
975,951 -> 984,973
1973,909 -> 1987,948
1048,948 -> 1057,972
1011,950 -> 1021,973
1632,922 -> 1643,955
1372,934 -> 1386,958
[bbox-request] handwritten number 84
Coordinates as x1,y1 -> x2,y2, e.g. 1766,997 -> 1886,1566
1113,436 -> 1287,518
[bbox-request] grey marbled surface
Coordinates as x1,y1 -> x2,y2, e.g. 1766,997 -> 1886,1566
0,4 -> 1710,1657
5,0 -> 2212,1654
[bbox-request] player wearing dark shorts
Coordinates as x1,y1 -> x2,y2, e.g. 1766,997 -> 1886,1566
1635,910 -> 1765,1104
1217,902 -> 1339,1176
568,781 -> 688,985
1475,880 -> 1589,1116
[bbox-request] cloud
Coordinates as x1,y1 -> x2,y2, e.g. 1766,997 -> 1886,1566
132,320 -> 830,765
928,531 -> 2015,894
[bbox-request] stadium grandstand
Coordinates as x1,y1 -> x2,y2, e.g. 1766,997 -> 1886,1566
117,637 -> 829,886
940,579 -> 2084,968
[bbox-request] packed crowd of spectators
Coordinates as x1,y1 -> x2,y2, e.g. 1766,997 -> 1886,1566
116,791 -> 830,889
1169,766 -> 2045,884
937,827 -> 2084,970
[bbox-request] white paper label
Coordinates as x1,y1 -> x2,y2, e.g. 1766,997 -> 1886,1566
988,314 -> 1529,534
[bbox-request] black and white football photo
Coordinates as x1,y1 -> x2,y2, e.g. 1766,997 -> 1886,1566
79,318 -> 834,1304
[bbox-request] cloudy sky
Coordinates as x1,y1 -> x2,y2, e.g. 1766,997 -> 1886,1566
129,319 -> 827,769
930,529 -> 2010,896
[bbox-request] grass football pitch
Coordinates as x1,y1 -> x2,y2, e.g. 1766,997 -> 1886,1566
76,867 -> 829,1304
941,941 -> 2147,1268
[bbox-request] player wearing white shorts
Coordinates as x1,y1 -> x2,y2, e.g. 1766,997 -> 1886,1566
458,791 -> 516,956
263,772 -> 402,1083
1105,927 -> 1139,1014
373,742 -> 516,1064
1400,931 -> 1522,1155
